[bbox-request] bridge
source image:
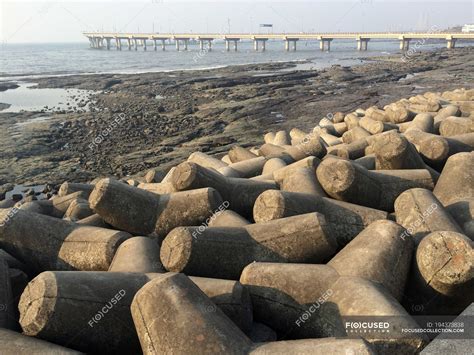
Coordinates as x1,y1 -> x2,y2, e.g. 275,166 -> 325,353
83,32 -> 474,52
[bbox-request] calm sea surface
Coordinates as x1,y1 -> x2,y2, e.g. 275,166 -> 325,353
2,39 -> 471,79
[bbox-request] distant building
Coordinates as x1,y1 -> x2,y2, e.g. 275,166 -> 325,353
462,24 -> 474,32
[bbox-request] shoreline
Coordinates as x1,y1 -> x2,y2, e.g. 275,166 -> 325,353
1,46 -> 473,192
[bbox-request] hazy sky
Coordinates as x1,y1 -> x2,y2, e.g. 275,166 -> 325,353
1,0 -> 472,43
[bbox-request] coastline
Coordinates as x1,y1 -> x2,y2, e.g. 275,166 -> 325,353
1,46 -> 473,191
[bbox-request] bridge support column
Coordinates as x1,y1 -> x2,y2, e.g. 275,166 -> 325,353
143,39 -> 147,51
106,38 -> 111,50
446,38 -> 456,49
133,38 -> 138,51
161,39 -> 166,51
115,38 -> 121,50
233,40 -> 238,51
207,40 -> 212,51
153,39 -> 157,51
199,40 -> 204,51
320,39 -> 332,51
176,40 -> 180,51
400,38 -> 410,51
127,38 -> 132,50
357,38 -> 369,51
225,40 -> 230,52
184,39 -> 189,51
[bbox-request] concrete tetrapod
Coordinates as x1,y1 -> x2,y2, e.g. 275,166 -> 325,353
240,263 -> 427,353
0,259 -> 16,330
89,178 -> 223,238
372,131 -> 426,170
170,162 -> 276,217
405,231 -> 473,315
253,190 -> 388,247
108,236 -> 165,273
217,156 -> 266,178
316,157 -> 434,211
228,145 -> 258,163
0,329 -> 83,354
446,198 -> 474,240
187,151 -> 228,170
131,273 -> 253,355
279,167 -> 327,197
19,191 -> 86,218
394,188 -> 463,244
207,210 -> 250,227
58,182 -> 94,198
433,152 -> 474,206
327,220 -> 414,301
160,213 -> 338,280
19,271 -> 254,353
0,209 -> 130,272
240,262 -> 343,338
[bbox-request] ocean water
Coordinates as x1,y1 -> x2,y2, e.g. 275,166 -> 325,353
1,39 -> 470,79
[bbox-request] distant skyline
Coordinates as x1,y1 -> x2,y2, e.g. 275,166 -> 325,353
1,1 -> 473,43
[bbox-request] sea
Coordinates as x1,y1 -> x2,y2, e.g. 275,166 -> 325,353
1,38 -> 471,79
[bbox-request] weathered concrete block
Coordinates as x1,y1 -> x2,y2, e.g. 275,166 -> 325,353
218,156 -> 266,178
446,198 -> 474,240
187,151 -> 228,170
326,138 -> 369,160
58,182 -> 94,198
229,145 -> 259,163
280,167 -> 327,197
170,162 -> 275,217
406,231 -> 473,315
63,198 -> 94,221
90,178 -> 223,238
405,113 -> 434,133
0,329 -> 82,354
240,262 -> 341,338
262,157 -> 286,175
253,190 -> 388,247
0,259 -> 16,330
137,182 -> 177,194
328,220 -> 413,300
372,131 -> 426,170
161,213 -> 338,279
342,127 -> 371,144
433,152 -> 474,205
394,188 -> 463,244
144,168 -> 166,183
316,157 -> 434,211
19,271 -> 253,353
207,210 -> 250,227
0,209 -> 130,272
108,237 -> 164,273
439,117 -> 474,137
131,273 -> 253,355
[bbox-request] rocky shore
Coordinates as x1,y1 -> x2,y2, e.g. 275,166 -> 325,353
0,47 -> 473,193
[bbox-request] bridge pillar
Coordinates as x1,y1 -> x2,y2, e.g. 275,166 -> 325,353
115,38 -> 121,50
133,38 -> 138,51
284,39 -> 297,51
153,39 -> 157,51
357,38 -> 369,51
254,39 -> 267,52
143,39 -> 147,51
207,40 -> 212,51
320,39 -> 332,51
233,40 -> 238,51
127,38 -> 132,50
399,38 -> 410,51
199,40 -> 204,51
225,40 -> 230,52
176,40 -> 180,51
161,39 -> 166,51
446,38 -> 456,49
106,38 -> 111,50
